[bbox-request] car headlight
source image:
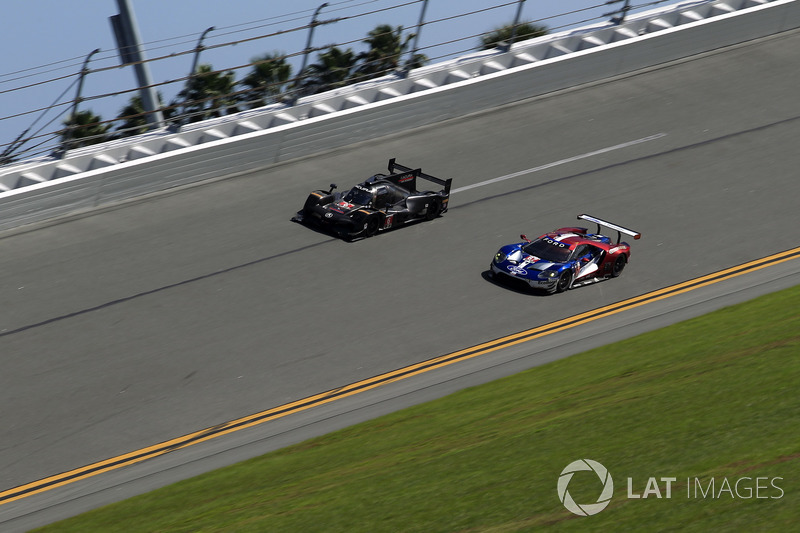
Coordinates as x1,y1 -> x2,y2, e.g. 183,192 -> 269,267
494,251 -> 507,263
539,270 -> 559,279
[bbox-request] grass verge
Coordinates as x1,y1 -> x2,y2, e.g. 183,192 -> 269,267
36,285 -> 800,532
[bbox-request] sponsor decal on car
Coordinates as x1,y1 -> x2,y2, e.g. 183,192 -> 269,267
507,265 -> 528,276
543,237 -> 569,248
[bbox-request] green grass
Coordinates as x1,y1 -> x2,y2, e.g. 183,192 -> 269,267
37,285 -> 800,532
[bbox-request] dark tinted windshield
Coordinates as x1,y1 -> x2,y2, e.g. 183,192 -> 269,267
343,187 -> 373,206
522,237 -> 573,263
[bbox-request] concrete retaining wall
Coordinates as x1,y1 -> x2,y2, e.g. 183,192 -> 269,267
1,0 -> 798,231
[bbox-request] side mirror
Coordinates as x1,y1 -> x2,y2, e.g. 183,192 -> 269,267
328,183 -> 337,194
520,234 -> 531,243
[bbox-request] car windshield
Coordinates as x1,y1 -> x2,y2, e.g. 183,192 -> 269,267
343,187 -> 373,206
522,238 -> 573,263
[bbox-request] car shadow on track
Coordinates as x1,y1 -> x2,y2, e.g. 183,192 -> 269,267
290,216 -> 430,243
480,270 -> 553,297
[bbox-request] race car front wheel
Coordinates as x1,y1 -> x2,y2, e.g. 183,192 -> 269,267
363,216 -> 379,238
554,271 -> 572,294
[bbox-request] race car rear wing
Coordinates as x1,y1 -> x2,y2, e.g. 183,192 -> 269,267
578,214 -> 641,244
387,158 -> 452,196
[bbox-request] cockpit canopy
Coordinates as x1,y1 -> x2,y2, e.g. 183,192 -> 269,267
343,185 -> 373,206
343,181 -> 409,209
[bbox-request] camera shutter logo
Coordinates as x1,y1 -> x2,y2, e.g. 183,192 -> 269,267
557,459 -> 614,516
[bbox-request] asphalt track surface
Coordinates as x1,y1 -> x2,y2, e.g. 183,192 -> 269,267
2,29 -> 800,529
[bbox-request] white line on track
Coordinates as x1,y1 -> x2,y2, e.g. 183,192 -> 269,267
451,133 -> 667,194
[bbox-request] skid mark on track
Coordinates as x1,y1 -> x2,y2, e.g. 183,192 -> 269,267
0,239 -> 335,338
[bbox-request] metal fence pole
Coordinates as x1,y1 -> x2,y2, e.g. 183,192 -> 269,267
608,0 -> 632,25
299,3 -> 329,76
60,48 -> 101,154
509,0 -> 527,47
189,26 -> 216,79
407,0 -> 429,71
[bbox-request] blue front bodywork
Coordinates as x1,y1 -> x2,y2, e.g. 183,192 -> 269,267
489,242 -> 574,291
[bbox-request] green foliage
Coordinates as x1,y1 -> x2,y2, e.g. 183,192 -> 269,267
298,24 -> 429,96
113,93 -> 172,139
353,24 -> 413,81
38,285 -> 800,532
239,52 -> 292,109
172,64 -> 238,123
58,110 -> 110,151
298,47 -> 358,95
480,21 -> 549,50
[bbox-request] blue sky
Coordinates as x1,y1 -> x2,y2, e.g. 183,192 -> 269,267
0,1 -> 656,158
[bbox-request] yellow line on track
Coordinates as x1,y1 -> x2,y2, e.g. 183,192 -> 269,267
2,246 -> 799,505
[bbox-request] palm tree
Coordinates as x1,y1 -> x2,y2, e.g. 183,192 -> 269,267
351,24 -> 428,81
239,53 -> 292,109
59,110 -> 111,151
404,51 -> 428,72
172,64 -> 238,123
114,93 -> 173,138
298,47 -> 357,96
480,22 -> 548,50
352,24 -> 413,81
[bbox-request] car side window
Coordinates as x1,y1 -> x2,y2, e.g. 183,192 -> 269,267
571,245 -> 588,260
585,245 -> 602,260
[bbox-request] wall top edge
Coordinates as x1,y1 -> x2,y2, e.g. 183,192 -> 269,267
0,0 -> 791,184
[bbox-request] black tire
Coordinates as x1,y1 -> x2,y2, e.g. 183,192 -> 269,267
611,255 -> 627,278
554,271 -> 573,293
425,199 -> 440,221
363,216 -> 379,237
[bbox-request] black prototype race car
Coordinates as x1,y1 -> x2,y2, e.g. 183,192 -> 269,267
292,159 -> 452,240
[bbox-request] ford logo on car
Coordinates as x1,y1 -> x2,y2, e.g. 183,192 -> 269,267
507,265 -> 528,276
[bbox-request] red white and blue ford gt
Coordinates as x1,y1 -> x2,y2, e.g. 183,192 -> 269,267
489,214 -> 641,294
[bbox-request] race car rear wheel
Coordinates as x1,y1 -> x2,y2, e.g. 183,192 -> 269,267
554,271 -> 573,293
425,199 -> 440,221
611,255 -> 627,277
